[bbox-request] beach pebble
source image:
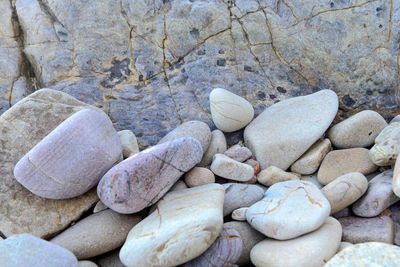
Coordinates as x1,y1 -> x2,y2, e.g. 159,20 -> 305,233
223,183 -> 264,216
198,129 -> 227,167
78,261 -> 98,267
246,180 -> 331,240
93,200 -> 108,213
232,207 -> 248,221
211,154 -> 254,182
184,167 -> 215,187
257,166 -> 300,186
13,109 -> 122,199
224,146 -> 252,162
394,155 -> 400,198
318,148 -> 378,185
327,110 -> 387,148
369,122 -> 400,166
244,158 -> 261,175
118,130 -> 139,158
210,88 -> 254,132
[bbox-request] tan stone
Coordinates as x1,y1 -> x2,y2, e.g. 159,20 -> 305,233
394,155 -> 400,198
118,130 -> 139,158
369,122 -> 400,166
318,148 -> 378,185
210,153 -> 254,182
0,89 -> 99,238
198,129 -> 227,167
257,166 -> 300,186
184,167 -> 215,187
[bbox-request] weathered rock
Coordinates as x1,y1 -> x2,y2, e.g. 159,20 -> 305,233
290,138 -> 331,175
325,242 -> 400,267
369,122 -> 400,166
339,216 -> 394,244
224,146 -> 252,162
14,109 -> 122,199
301,173 -> 323,189
353,170 -> 399,217
184,167 -> 215,187
232,207 -> 248,221
0,234 -> 78,267
118,130 -> 139,158
96,249 -> 124,267
93,201 -> 108,213
119,184 -> 225,267
244,90 -> 338,170
78,261 -> 98,267
199,129 -> 227,167
318,148 -> 378,185
394,155 -> 400,198
223,221 -> 265,266
98,137 -> 203,214
210,153 -> 254,182
51,209 -> 142,259
210,88 -> 254,132
184,224 -> 243,267
321,172 -> 368,214
327,110 -> 387,148
223,183 -> 264,216
159,120 -> 211,154
0,89 -> 99,238
246,180 -> 331,240
257,166 -> 301,186
250,217 -> 341,267
338,242 -> 353,252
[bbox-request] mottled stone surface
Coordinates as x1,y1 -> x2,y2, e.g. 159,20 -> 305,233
369,122 -> 400,166
223,183 -> 264,216
0,89 -> 99,238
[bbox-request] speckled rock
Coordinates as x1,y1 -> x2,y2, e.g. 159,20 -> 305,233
318,148 -> 378,185
257,166 -> 301,186
78,261 -> 98,267
199,130 -> 227,167
327,110 -> 387,149
232,207 -> 248,221
244,90 -> 338,170
51,209 -> 142,259
223,183 -> 264,216
325,242 -> 400,267
301,173 -> 323,189
353,170 -> 399,217
290,138 -> 331,175
98,137 -> 203,214
338,242 -> 353,252
211,153 -> 254,182
119,184 -> 225,267
0,234 -> 78,267
321,172 -> 368,214
250,217 -> 342,267
224,146 -> 252,162
369,122 -> 400,166
159,120 -> 211,154
184,167 -> 215,187
184,224 -> 243,267
246,180 -> 331,240
0,89 -> 99,238
394,156 -> 400,198
339,216 -> 394,244
14,109 -> 122,199
210,88 -> 254,132
118,130 -> 139,158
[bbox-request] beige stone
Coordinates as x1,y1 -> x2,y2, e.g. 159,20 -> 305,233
78,261 -> 98,267
369,122 -> 400,166
232,207 -> 248,221
394,155 -> 400,198
318,148 -> 378,185
257,166 -> 300,186
198,129 -> 227,167
338,242 -> 353,252
290,138 -> 331,175
321,172 -> 368,214
0,89 -> 99,238
327,110 -> 387,148
184,167 -> 215,187
210,153 -> 254,182
118,130 -> 139,158
210,88 -> 254,132
250,217 -> 342,267
93,201 -> 108,213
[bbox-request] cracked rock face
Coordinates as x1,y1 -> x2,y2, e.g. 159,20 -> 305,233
0,0 -> 397,148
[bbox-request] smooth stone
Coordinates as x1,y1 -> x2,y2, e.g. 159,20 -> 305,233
223,183 -> 264,216
210,88 -> 254,132
353,170 -> 399,217
184,167 -> 215,187
333,207 -> 351,219
338,242 -> 353,252
158,120 -> 211,155
369,122 -> 400,166
394,156 -> 400,197
14,109 -> 122,199
0,89 -> 100,237
51,209 -> 141,259
93,201 -> 108,213
170,180 -> 188,192
390,115 -> 400,124
257,166 -> 300,186
224,146 -> 252,162
78,261 -> 98,267
244,90 -> 338,170
250,217 -> 341,267
325,242 -> 400,266
118,130 -> 139,158
232,207 -> 248,221
198,129 -> 227,167
301,173 -> 323,189
290,138 -> 331,175
119,184 -> 225,267
184,224 -> 243,267
0,234 -> 78,267
327,110 -> 387,149
321,172 -> 368,214
96,249 -> 124,267
246,180 -> 331,240
210,154 -> 254,182
224,222 -> 265,266
339,215 -> 394,244
318,148 -> 378,185
244,158 -> 261,175
98,137 -> 203,214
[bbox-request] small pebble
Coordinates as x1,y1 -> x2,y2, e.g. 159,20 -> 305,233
93,200 -> 108,213
369,122 -> 400,166
257,166 -> 300,186
170,180 -> 188,192
244,158 -> 261,175
224,146 -> 252,162
118,130 -> 139,158
198,129 -> 227,166
211,153 -> 254,182
232,207 -> 248,221
223,183 -> 264,216
184,167 -> 215,187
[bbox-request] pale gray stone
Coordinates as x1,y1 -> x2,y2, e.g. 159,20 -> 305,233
211,153 -> 254,182
199,129 -> 227,167
184,167 -> 215,187
118,130 -> 139,158
223,183 -> 264,216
